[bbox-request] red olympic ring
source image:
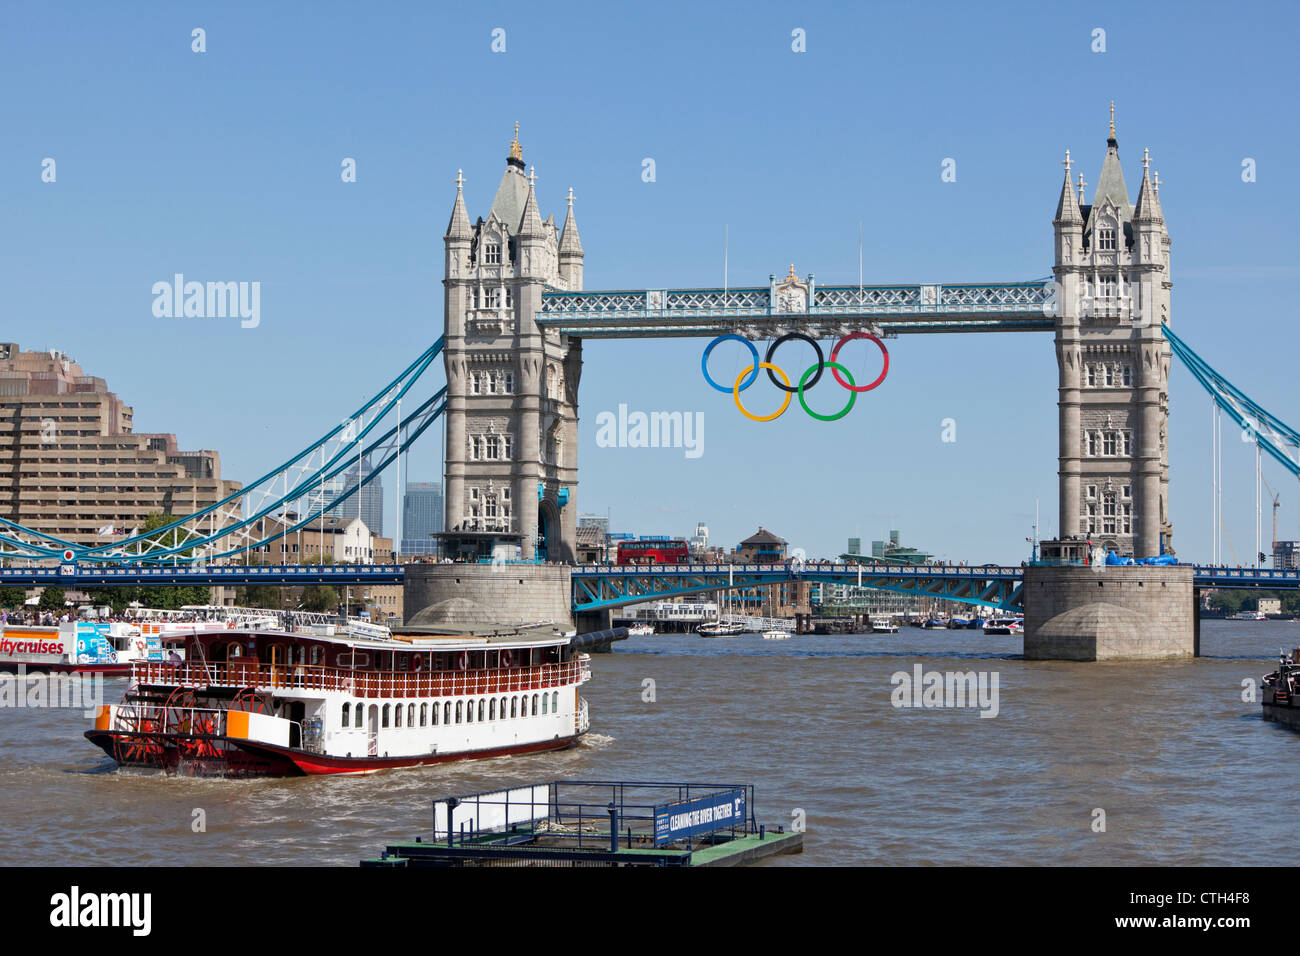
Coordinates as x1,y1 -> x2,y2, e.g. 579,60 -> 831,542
829,333 -> 889,392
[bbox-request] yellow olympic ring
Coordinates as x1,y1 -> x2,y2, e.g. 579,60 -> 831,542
733,363 -> 792,422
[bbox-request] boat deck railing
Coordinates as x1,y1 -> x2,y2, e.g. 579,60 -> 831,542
129,659 -> 590,698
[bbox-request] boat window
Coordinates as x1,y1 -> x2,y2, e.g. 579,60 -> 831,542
456,701 -> 463,724
382,705 -> 390,728
552,691 -> 559,713
228,643 -> 242,659
342,702 -> 350,726
355,701 -> 364,728
477,699 -> 485,722
532,693 -> 538,716
420,703 -> 427,726
433,702 -> 439,726
395,705 -> 403,728
444,701 -> 451,725
542,694 -> 548,715
408,703 -> 415,726
310,646 -> 324,666
510,697 -> 517,718
490,698 -> 496,720
466,699 -> 474,723
499,696 -> 506,718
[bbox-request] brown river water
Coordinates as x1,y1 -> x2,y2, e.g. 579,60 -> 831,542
1,619 -> 1295,866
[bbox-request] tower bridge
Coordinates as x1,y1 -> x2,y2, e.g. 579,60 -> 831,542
3,112 -> 1292,660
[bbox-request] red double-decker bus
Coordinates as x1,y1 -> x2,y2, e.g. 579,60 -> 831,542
616,539 -> 691,565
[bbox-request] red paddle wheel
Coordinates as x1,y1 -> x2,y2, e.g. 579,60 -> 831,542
229,688 -> 273,715
116,705 -> 166,765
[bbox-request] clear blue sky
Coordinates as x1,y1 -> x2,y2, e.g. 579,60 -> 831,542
3,1 -> 1296,563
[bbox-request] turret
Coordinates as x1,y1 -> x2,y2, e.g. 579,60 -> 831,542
444,169 -> 472,281
559,187 -> 584,289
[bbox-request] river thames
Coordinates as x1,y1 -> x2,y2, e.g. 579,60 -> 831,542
2,619 -> 1296,866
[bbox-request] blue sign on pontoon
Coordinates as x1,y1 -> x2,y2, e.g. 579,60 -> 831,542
653,788 -> 746,846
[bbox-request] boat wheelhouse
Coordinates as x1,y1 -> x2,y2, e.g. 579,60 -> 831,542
86,625 -> 592,777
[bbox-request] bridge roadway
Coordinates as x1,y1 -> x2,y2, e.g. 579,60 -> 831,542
2,563 -> 1298,615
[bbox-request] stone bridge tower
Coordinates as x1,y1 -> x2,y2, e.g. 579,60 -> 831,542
1052,108 -> 1173,559
440,126 -> 584,561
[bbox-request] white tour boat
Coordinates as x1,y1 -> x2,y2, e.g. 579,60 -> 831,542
870,620 -> 900,634
761,629 -> 792,640
1230,610 -> 1268,621
625,623 -> 655,637
86,624 -> 592,777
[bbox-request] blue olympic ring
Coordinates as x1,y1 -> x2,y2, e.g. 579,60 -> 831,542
701,335 -> 760,393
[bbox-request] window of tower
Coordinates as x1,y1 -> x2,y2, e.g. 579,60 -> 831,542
504,372 -> 514,393
484,242 -> 501,265
1087,365 -> 1097,387
1121,504 -> 1132,534
1103,432 -> 1118,456
1098,225 -> 1116,251
1122,365 -> 1132,386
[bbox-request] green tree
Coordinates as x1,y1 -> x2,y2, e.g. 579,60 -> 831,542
37,586 -> 66,611
0,585 -> 28,608
296,552 -> 339,613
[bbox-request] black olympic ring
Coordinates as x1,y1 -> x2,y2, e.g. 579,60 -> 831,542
764,333 -> 824,393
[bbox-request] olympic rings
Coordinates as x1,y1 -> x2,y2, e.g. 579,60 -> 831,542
799,362 -> 857,421
829,333 -> 889,392
765,333 -> 823,393
701,333 -> 890,419
733,363 -> 792,422
702,334 -> 760,393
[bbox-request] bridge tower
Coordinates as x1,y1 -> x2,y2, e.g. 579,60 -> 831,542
1052,107 -> 1173,559
440,126 -> 584,561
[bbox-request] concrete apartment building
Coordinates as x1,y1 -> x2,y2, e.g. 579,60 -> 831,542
0,342 -> 241,547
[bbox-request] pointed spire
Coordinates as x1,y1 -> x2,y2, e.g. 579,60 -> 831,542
1087,104 -> 1133,229
1133,152 -> 1164,223
445,168 -> 472,240
559,186 -> 583,256
1055,169 -> 1082,224
517,165 -> 544,238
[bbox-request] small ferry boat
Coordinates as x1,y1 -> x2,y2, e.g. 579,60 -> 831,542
0,621 -> 165,676
983,617 -> 1023,636
86,624 -> 592,777
1231,610 -> 1269,621
626,623 -> 655,637
761,629 -> 792,641
870,620 -> 900,634
922,618 -> 948,630
1261,650 -> 1300,730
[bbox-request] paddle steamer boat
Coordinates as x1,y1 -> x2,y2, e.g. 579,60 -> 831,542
86,624 -> 591,776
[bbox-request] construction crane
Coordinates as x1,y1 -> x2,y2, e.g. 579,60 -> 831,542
1261,474 -> 1282,564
